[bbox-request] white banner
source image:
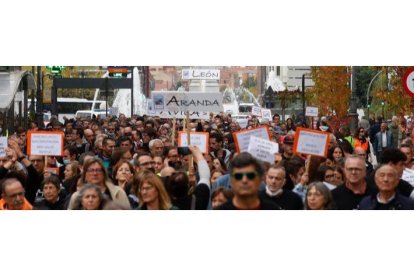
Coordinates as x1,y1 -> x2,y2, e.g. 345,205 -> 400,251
294,128 -> 329,157
305,106 -> 319,117
152,91 -> 223,112
0,137 -> 7,157
155,110 -> 210,120
261,108 -> 272,121
402,168 -> 414,186
178,132 -> 209,154
251,106 -> 262,117
233,126 -> 270,153
28,131 -> 64,156
146,99 -> 156,116
182,69 -> 220,80
247,136 -> 279,163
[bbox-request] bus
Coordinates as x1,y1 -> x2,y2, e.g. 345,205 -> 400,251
43,98 -> 106,122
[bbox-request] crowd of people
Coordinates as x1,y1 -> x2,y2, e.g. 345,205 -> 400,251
1,111 -> 414,210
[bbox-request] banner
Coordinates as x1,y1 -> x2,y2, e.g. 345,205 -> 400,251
152,91 -> 223,112
247,136 -> 279,163
233,126 -> 271,153
251,106 -> 262,117
305,106 -> 319,117
177,132 -> 209,154
155,110 -> 210,120
293,127 -> 329,157
261,109 -> 272,121
182,69 -> 220,80
27,131 -> 64,156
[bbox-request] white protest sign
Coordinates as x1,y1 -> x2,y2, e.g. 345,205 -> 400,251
156,110 -> 210,120
305,106 -> 319,117
177,132 -> 209,154
27,131 -> 64,156
293,128 -> 329,157
251,106 -> 262,117
402,168 -> 414,186
182,69 -> 220,80
237,118 -> 249,129
152,91 -> 223,112
261,109 -> 272,121
233,126 -> 270,153
247,136 -> 279,163
0,137 -> 7,157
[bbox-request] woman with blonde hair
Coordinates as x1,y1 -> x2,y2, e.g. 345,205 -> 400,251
67,157 -> 131,209
135,171 -> 176,210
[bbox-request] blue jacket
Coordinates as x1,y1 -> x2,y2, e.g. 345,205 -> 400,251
373,131 -> 392,155
358,193 -> 414,210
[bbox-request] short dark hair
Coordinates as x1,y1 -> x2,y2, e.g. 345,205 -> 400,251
116,136 -> 133,147
379,148 -> 407,164
102,137 -> 115,146
41,175 -> 61,190
210,132 -> 223,143
64,145 -> 78,158
229,152 -> 264,176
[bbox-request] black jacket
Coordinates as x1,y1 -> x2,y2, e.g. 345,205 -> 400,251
217,198 -> 282,210
332,182 -> 377,210
259,190 -> 304,210
33,195 -> 67,210
358,193 -> 414,210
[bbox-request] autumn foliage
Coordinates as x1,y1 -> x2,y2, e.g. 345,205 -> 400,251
371,66 -> 413,115
307,66 -> 351,119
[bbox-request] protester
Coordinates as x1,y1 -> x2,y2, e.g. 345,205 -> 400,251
305,182 -> 335,210
217,152 -> 281,210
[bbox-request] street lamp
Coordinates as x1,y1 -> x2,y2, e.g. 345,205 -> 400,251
366,70 -> 382,120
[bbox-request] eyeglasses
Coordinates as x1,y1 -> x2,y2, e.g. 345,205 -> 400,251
232,171 -> 258,180
86,168 -> 104,174
325,174 -> 335,179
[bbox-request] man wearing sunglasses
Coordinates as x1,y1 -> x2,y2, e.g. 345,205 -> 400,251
217,152 -> 281,210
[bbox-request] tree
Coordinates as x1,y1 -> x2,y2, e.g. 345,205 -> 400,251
371,66 -> 412,117
307,66 -> 351,119
355,66 -> 377,107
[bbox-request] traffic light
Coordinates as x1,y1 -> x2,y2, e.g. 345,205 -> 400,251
46,66 -> 65,76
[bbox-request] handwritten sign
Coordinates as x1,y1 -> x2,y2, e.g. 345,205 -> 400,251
177,132 -> 209,154
182,69 -> 220,80
156,110 -> 210,120
247,136 -> 279,163
402,168 -> 414,186
237,118 -> 249,129
261,109 -> 272,121
251,106 -> 262,117
152,91 -> 223,112
305,106 -> 319,117
293,127 -> 329,157
233,126 -> 271,153
0,137 -> 7,157
27,131 -> 64,156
